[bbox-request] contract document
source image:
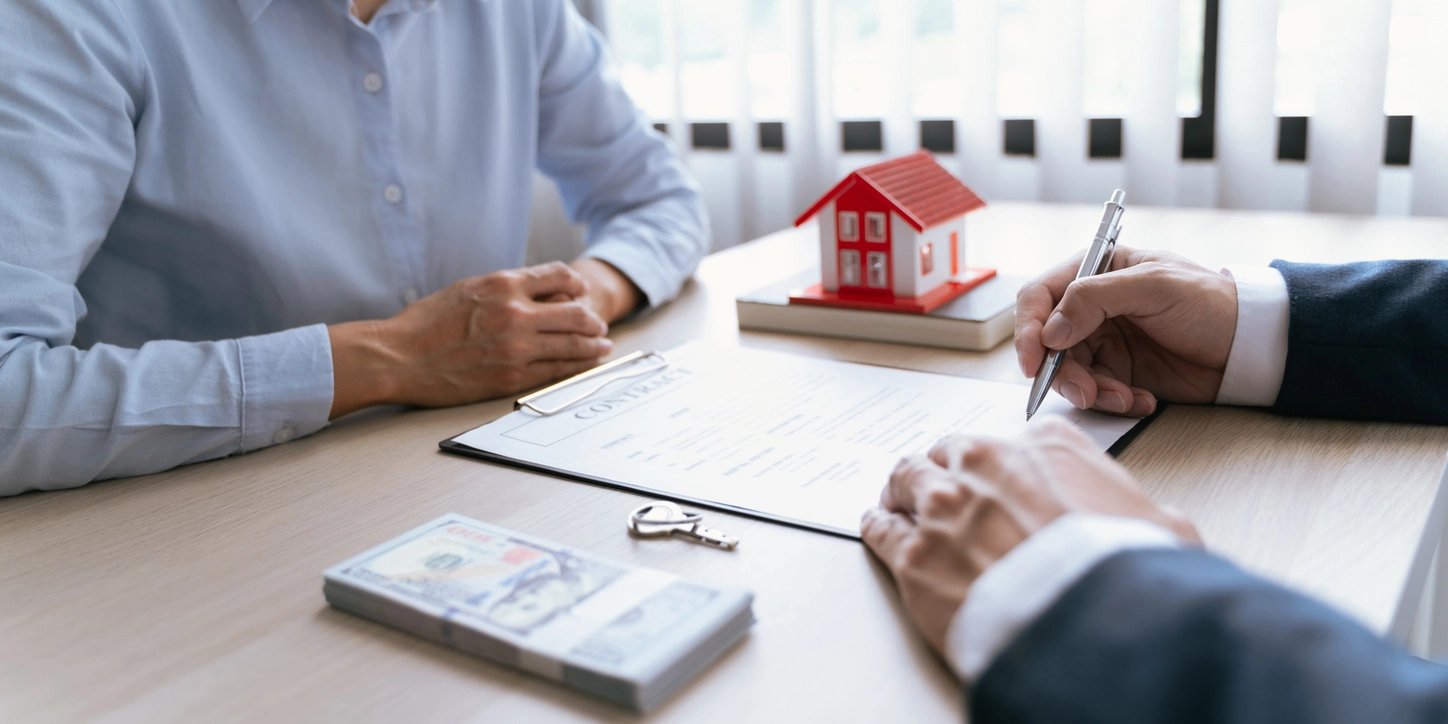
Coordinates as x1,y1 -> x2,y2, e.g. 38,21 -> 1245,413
443,343 -> 1148,537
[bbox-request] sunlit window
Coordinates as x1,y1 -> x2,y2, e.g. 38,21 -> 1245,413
996,0 -> 1038,118
1384,0 -> 1423,115
912,0 -> 959,118
1004,0 -> 1205,120
833,0 -> 887,119
678,0 -> 733,119
610,0 -> 1215,128
1083,0 -> 1129,117
608,0 -> 673,120
1086,0 -> 1205,118
1274,0 -> 1321,117
1177,0 -> 1205,117
747,0 -> 790,119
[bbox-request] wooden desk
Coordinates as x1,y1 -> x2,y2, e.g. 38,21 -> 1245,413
4,203 -> 1447,723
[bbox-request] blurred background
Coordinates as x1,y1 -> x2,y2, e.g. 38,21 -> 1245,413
532,0 -> 1440,260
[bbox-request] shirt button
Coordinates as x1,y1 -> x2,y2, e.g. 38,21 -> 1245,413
272,425 -> 295,444
383,184 -> 403,204
403,288 -> 419,305
363,72 -> 384,93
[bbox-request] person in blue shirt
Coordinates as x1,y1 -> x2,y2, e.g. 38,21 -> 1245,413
0,0 -> 708,494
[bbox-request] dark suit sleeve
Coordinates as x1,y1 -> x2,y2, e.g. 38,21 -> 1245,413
1270,259 -> 1448,424
970,548 -> 1448,724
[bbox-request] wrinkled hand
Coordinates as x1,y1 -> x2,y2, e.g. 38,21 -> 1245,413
861,417 -> 1200,654
570,257 -> 643,323
329,261 -> 613,417
1015,246 -> 1238,416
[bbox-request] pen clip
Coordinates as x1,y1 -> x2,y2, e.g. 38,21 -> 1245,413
1094,191 -> 1125,274
1096,225 -> 1121,273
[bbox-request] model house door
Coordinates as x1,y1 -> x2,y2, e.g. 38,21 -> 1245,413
840,250 -> 889,291
866,251 -> 888,288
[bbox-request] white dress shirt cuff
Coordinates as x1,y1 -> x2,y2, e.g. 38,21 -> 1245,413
1214,266 -> 1290,407
944,513 -> 1181,683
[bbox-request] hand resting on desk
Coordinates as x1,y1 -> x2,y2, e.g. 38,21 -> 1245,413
865,427 -> 1448,724
860,418 -> 1199,654
1014,246 -> 1238,416
327,260 -> 639,419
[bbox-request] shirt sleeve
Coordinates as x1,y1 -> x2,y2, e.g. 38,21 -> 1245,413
0,3 -> 333,494
531,0 -> 710,308
945,513 -> 1181,682
1214,265 -> 1290,407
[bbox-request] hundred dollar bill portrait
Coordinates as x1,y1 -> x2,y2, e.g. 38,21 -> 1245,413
487,551 -> 624,634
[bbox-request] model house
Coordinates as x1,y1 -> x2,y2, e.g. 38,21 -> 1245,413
791,151 -> 989,314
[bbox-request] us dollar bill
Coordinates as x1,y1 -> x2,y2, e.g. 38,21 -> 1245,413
323,514 -> 754,711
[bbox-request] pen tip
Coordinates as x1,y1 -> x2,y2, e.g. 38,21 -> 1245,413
1025,412 -> 1033,422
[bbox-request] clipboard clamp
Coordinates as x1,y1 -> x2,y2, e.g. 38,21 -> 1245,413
515,350 -> 670,416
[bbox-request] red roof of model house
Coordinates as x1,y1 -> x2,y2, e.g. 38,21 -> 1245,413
794,151 -> 986,231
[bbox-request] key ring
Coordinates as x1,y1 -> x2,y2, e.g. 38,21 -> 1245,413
626,501 -> 740,550
627,502 -> 702,533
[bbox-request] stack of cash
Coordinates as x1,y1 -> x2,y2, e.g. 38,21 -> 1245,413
323,513 -> 755,711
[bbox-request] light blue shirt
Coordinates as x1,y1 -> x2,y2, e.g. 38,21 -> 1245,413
0,0 -> 707,494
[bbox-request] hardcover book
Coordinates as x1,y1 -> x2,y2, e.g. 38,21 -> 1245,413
737,270 -> 1020,351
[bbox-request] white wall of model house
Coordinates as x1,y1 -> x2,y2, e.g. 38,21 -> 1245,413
816,199 -> 840,291
890,212 -> 963,298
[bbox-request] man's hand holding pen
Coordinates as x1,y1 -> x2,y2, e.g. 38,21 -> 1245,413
1015,246 -> 1240,416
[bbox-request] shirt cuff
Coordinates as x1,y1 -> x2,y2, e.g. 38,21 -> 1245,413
944,513 -> 1181,682
1215,265 -> 1290,407
580,235 -> 678,310
237,323 -> 334,452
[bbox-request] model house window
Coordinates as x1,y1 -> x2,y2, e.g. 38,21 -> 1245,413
838,212 -> 859,241
840,249 -> 861,285
867,251 -> 888,288
864,212 -> 887,242
920,243 -> 934,275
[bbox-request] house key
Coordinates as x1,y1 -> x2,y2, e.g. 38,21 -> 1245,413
626,501 -> 740,550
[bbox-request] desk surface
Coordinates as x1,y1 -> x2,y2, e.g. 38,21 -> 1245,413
4,203 -> 1448,723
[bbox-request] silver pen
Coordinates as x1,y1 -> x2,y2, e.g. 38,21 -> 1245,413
1025,189 -> 1126,421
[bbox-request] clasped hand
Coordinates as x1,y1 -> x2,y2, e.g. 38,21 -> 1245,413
329,260 -> 631,417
